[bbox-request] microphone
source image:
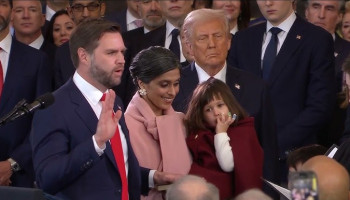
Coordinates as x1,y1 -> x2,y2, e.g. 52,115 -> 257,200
0,93 -> 55,126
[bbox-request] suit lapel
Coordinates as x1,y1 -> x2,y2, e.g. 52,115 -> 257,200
0,39 -> 21,113
68,86 -> 98,141
226,66 -> 243,100
181,62 -> 199,97
250,25 -> 265,77
144,24 -> 166,47
268,17 -> 304,85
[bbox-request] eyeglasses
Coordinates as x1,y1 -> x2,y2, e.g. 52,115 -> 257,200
71,3 -> 100,12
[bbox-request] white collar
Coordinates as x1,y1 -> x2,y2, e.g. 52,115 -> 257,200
166,20 -> 177,38
126,9 -> 139,25
266,12 -> 296,33
29,35 -> 44,50
73,71 -> 107,106
230,25 -> 238,35
195,62 -> 227,83
0,32 -> 12,54
45,5 -> 56,21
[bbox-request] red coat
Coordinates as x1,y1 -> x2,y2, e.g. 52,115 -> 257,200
187,117 -> 264,199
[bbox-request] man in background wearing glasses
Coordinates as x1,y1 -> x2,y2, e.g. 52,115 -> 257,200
53,0 -> 105,89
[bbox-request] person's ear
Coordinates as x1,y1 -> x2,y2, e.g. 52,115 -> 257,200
100,2 -> 106,17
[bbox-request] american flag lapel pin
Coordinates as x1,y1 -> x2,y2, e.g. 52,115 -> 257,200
235,83 -> 240,90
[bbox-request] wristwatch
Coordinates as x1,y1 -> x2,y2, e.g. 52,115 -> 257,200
7,158 -> 21,172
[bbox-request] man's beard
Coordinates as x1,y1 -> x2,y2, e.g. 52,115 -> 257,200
90,58 -> 120,89
0,15 -> 9,32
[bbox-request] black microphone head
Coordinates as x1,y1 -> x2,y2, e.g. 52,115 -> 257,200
36,93 -> 55,109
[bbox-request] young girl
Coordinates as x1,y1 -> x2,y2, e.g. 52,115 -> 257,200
185,78 -> 264,199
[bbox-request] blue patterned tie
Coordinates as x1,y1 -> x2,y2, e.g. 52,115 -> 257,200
263,27 -> 282,80
169,29 -> 180,60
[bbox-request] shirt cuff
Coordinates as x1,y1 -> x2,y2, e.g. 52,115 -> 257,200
92,135 -> 106,156
148,170 -> 156,188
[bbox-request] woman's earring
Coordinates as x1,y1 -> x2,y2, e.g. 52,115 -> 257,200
138,88 -> 147,96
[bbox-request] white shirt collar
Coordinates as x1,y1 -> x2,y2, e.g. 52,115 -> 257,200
195,62 -> 227,83
230,25 -> 238,35
266,12 -> 296,33
166,20 -> 177,38
0,32 -> 12,54
144,27 -> 150,34
29,35 -> 44,50
45,5 -> 56,21
73,71 -> 107,106
126,9 -> 138,25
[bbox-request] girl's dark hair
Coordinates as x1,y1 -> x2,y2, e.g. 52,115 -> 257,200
44,9 -> 71,46
129,46 -> 181,87
185,78 -> 248,134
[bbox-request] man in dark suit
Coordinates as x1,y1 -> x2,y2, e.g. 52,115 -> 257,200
304,0 -> 350,146
121,0 -> 194,106
105,0 -> 142,32
229,0 -> 336,182
53,0 -> 105,89
31,19 -> 176,200
0,0 -> 52,187
174,9 -> 279,197
121,0 -> 165,106
11,0 -> 56,73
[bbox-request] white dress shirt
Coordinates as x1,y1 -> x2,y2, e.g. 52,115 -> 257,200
126,9 -> 140,31
261,12 -> 296,67
29,35 -> 44,50
195,62 -> 227,83
164,21 -> 186,63
45,5 -> 56,21
0,33 -> 12,81
73,71 -> 129,175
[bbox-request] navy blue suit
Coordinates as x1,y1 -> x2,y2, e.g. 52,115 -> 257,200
173,63 -> 279,190
105,9 -> 127,32
320,33 -> 350,146
229,16 -> 336,159
0,39 -> 52,187
31,79 -> 149,200
53,42 -> 72,89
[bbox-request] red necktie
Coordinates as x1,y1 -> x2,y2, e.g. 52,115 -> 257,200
100,93 -> 128,200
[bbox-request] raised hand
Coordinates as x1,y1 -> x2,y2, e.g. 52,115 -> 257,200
94,90 -> 122,148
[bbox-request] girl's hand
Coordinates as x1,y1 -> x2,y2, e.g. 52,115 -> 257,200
215,112 -> 236,134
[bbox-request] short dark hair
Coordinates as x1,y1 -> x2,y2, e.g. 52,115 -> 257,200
69,18 -> 120,68
185,78 -> 248,134
69,0 -> 102,6
287,144 -> 327,170
129,46 -> 181,88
